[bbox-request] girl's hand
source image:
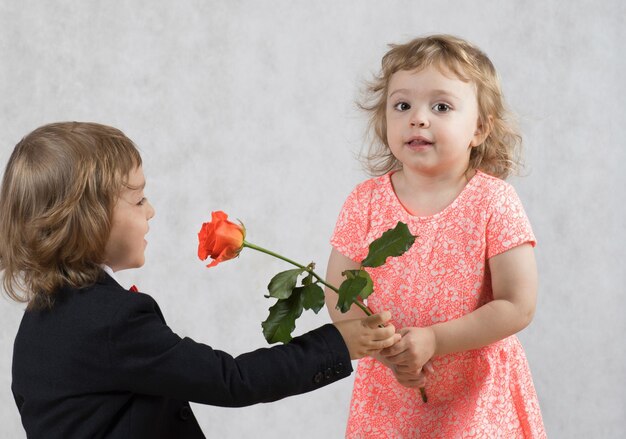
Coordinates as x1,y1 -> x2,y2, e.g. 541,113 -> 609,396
333,311 -> 401,360
379,327 -> 437,376
392,363 -> 432,388
373,352 -> 434,388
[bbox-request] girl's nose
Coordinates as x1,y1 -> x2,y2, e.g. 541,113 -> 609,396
410,109 -> 429,128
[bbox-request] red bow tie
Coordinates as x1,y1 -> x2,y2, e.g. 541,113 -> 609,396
129,285 -> 139,293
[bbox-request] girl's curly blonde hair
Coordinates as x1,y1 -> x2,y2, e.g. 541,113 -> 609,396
360,34 -> 522,179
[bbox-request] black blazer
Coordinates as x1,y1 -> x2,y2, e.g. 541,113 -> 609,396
11,273 -> 352,438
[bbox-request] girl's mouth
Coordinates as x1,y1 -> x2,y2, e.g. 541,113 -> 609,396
406,136 -> 433,149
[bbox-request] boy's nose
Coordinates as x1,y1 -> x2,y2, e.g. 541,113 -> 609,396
147,201 -> 155,219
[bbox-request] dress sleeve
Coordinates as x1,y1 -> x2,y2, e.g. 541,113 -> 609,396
330,184 -> 369,262
485,182 -> 536,259
107,294 -> 352,407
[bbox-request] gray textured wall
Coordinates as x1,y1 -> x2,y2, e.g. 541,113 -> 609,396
1,1 -> 624,437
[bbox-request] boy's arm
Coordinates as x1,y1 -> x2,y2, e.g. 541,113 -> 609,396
383,244 -> 537,369
108,291 -> 396,408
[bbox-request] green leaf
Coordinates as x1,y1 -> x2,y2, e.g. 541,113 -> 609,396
336,275 -> 367,313
357,270 -> 374,300
334,269 -> 375,314
361,222 -> 416,268
342,269 -> 357,280
261,289 -> 304,344
342,269 -> 374,301
301,273 -> 313,286
302,283 -> 325,314
267,268 -> 306,299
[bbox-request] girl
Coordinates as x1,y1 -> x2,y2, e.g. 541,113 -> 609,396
325,35 -> 545,438
0,121 -> 400,439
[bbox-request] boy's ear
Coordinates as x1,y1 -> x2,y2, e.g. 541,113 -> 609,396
471,115 -> 493,147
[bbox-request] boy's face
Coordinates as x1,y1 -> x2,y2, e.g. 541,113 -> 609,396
104,166 -> 155,272
385,65 -> 486,177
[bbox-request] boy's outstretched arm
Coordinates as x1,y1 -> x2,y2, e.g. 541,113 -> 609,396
333,311 -> 401,359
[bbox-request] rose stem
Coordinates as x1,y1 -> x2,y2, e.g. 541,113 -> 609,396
242,241 -> 373,316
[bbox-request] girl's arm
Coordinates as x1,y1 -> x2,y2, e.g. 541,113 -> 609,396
324,248 -> 370,322
382,243 -> 537,371
432,243 -> 537,354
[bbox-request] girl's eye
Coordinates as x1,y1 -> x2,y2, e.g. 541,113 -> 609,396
137,197 -> 147,206
432,103 -> 451,112
393,102 -> 411,111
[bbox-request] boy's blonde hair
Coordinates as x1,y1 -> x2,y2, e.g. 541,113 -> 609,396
0,122 -> 142,309
360,34 -> 521,179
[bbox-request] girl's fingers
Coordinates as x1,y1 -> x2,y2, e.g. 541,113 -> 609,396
423,360 -> 435,374
395,364 -> 422,374
394,367 -> 428,386
379,338 -> 406,357
383,353 -> 411,368
373,333 -> 401,350
396,375 -> 426,388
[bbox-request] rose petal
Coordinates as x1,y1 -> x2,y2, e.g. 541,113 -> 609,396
198,211 -> 245,267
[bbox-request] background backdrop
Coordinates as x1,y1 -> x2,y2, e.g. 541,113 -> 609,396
1,1 -> 624,437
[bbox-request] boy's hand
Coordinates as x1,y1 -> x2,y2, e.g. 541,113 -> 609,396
334,311 -> 401,360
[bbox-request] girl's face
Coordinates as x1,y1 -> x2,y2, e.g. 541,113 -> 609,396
385,65 -> 486,178
104,166 -> 155,272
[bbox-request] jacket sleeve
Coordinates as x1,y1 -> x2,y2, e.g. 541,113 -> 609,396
107,293 -> 352,407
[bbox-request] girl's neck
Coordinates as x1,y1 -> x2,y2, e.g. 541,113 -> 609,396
391,168 -> 476,217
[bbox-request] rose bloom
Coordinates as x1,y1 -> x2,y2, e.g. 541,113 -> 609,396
198,211 -> 245,267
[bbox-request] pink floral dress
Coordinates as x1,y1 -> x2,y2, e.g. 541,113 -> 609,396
331,171 -> 545,438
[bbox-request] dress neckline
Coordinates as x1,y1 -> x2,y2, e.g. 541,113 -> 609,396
384,170 -> 484,222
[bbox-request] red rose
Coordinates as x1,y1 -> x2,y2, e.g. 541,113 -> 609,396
197,211 -> 245,268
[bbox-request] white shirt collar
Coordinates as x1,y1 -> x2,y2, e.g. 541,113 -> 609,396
101,265 -> 118,282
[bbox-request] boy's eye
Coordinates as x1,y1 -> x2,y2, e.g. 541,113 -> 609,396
137,197 -> 147,206
393,102 -> 411,111
432,103 -> 451,112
